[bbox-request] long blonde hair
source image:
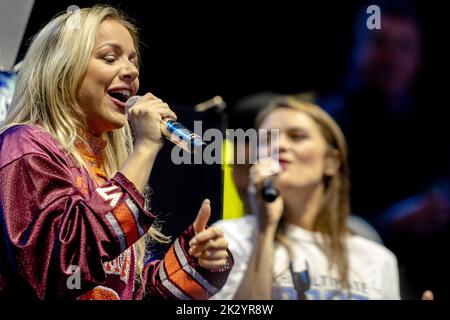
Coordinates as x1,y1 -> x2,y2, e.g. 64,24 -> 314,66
256,94 -> 351,291
0,5 -> 168,288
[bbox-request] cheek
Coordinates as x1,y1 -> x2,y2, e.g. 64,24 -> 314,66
134,78 -> 140,93
78,78 -> 109,120
77,82 -> 93,114
296,143 -> 326,167
91,72 -> 111,92
284,144 -> 328,183
84,61 -> 116,90
79,73 -> 106,100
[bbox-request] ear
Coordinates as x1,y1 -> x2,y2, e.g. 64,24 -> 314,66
324,149 -> 340,177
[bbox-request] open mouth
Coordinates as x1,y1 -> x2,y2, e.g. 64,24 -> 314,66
107,89 -> 131,103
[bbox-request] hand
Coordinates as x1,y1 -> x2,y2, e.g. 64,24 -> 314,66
248,158 -> 284,230
421,290 -> 434,300
188,199 -> 230,271
127,93 -> 177,150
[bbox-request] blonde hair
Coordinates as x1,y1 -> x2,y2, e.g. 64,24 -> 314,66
0,5 -> 169,289
256,94 -> 351,291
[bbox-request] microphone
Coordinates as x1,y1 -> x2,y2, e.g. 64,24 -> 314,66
194,95 -> 226,112
126,95 -> 206,153
255,158 -> 280,202
261,179 -> 279,202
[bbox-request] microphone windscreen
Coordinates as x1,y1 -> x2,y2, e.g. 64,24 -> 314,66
126,95 -> 141,109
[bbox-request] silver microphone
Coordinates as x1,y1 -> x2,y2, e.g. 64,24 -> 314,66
126,95 -> 206,153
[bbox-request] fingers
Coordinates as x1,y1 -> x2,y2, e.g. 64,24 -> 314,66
129,93 -> 177,121
193,199 -> 211,234
199,250 -> 229,260
190,248 -> 229,260
188,226 -> 230,271
421,290 -> 434,300
189,236 -> 228,256
198,258 -> 229,271
191,244 -> 229,271
128,93 -> 178,146
189,226 -> 223,246
248,158 -> 281,193
247,159 -> 285,227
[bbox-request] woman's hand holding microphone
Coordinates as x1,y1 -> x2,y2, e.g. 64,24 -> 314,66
248,158 -> 284,231
125,94 -> 231,272
126,92 -> 177,152
119,93 -> 176,193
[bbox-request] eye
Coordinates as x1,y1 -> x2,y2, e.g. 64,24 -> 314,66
130,59 -> 139,67
102,55 -> 117,63
289,133 -> 308,141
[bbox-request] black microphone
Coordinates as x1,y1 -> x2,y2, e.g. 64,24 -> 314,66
261,179 -> 279,202
126,95 -> 206,153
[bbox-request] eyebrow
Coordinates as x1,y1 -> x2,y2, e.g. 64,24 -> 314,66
96,42 -> 137,57
264,126 -> 309,132
285,127 -> 309,132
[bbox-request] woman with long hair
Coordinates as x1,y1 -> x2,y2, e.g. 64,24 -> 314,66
212,95 -> 400,300
0,5 -> 232,300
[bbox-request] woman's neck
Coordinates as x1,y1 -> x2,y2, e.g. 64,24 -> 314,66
282,183 -> 324,231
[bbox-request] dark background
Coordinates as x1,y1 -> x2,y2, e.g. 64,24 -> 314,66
15,0 -> 449,299
19,0 -> 446,108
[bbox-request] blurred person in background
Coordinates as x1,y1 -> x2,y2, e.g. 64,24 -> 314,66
319,0 -> 448,299
213,95 -> 409,300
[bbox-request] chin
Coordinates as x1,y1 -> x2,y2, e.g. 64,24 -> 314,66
108,115 -> 128,130
113,119 -> 127,128
278,176 -> 311,190
94,121 -> 126,134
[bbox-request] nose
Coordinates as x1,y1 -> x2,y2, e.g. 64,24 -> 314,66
278,132 -> 290,152
263,130 -> 288,159
119,60 -> 139,83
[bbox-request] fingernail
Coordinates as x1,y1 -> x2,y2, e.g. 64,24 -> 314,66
189,239 -> 197,246
203,199 -> 210,205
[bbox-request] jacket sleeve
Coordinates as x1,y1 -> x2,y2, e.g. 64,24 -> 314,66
0,152 -> 155,299
134,225 -> 234,300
